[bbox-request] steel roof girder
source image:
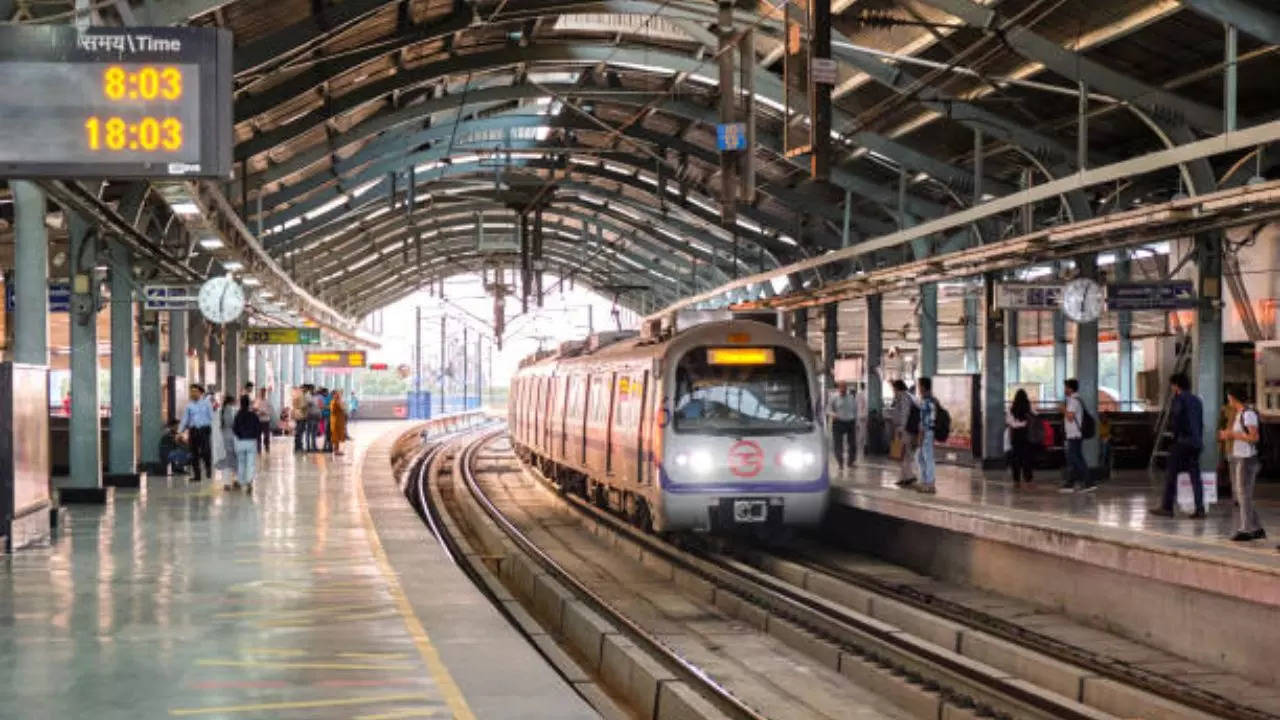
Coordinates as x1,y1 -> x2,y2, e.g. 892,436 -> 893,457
1182,0 -> 1280,45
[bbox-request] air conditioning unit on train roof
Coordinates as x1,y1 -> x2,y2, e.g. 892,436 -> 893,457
587,330 -> 638,352
558,339 -> 587,357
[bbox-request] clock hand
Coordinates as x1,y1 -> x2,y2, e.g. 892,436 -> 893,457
219,284 -> 228,319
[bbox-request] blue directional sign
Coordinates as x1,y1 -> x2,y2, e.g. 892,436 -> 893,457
716,122 -> 747,151
5,281 -> 72,312
1106,281 -> 1197,311
142,284 -> 199,311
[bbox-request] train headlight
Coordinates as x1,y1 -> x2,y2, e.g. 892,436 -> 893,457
781,449 -> 816,471
675,450 -> 714,474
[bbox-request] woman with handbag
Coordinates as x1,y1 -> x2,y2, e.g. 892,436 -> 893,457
1006,389 -> 1039,485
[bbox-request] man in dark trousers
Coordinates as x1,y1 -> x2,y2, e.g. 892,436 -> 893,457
827,382 -> 857,475
177,383 -> 214,483
1151,373 -> 1206,518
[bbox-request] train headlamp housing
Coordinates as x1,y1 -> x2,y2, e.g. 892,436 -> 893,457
780,449 -> 816,472
675,449 -> 714,474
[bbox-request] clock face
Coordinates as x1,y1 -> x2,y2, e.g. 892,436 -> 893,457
197,276 -> 245,324
1062,278 -> 1103,323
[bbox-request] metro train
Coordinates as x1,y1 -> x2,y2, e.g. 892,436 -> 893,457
509,317 -> 829,533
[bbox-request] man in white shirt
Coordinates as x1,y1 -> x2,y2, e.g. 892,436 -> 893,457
827,382 -> 858,473
890,380 -> 918,487
1060,378 -> 1096,493
1220,389 -> 1264,541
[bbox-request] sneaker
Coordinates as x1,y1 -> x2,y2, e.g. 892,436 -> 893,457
1188,510 -> 1207,519
232,481 -> 241,490
223,483 -> 232,491
1148,507 -> 1175,517
1081,484 -> 1098,493
896,477 -> 917,487
245,484 -> 253,495
918,485 -> 936,494
1253,529 -> 1267,540
1231,531 -> 1255,542
1058,486 -> 1077,494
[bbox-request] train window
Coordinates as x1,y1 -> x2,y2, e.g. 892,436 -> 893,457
672,346 -> 813,435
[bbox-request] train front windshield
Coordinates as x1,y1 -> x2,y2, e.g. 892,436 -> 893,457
672,347 -> 813,435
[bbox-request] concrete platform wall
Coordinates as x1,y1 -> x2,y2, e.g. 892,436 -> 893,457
824,503 -> 1280,687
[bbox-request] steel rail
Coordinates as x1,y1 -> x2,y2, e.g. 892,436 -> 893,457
457,429 -> 769,720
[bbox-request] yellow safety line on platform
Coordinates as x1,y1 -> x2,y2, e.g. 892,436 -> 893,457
353,436 -> 478,720
197,659 -> 416,671
169,692 -> 434,716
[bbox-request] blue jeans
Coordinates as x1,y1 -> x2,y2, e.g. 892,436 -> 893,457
235,439 -> 257,486
917,433 -> 935,487
1065,438 -> 1091,487
294,418 -> 307,451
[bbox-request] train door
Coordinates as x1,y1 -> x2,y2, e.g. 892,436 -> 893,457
604,371 -> 617,476
579,374 -> 591,465
635,370 -> 649,485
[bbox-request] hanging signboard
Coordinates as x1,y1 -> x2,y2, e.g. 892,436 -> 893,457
5,281 -> 72,312
0,25 -> 233,179
811,58 -> 838,85
305,350 -> 366,368
243,326 -> 321,345
716,122 -> 748,151
141,284 -> 198,310
994,282 -> 1062,311
476,232 -> 519,253
1105,281 -> 1196,311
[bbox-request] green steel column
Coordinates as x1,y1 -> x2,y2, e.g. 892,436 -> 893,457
865,295 -> 883,414
963,291 -> 980,373
139,306 -> 162,473
1195,233 -> 1224,470
65,212 -> 104,502
239,341 -> 250,397
188,314 -> 205,386
822,302 -> 838,386
223,325 -> 239,399
106,242 -> 138,485
293,345 -> 304,387
1053,309 -> 1068,401
1005,310 -> 1020,385
1116,251 -> 1133,407
1075,257 -> 1100,470
254,345 -> 266,394
12,181 -> 49,365
982,275 -> 1006,463
168,310 -> 187,423
792,307 -> 808,341
919,284 -> 938,377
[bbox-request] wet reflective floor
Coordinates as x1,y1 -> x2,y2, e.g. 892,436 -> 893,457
0,422 -> 470,719
832,452 -> 1280,566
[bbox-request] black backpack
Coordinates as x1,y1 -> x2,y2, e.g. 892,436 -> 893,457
906,403 -> 921,435
933,404 -> 951,443
1079,403 -> 1096,440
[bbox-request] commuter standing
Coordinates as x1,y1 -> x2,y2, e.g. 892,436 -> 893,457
292,386 -> 310,453
1060,379 -> 1097,493
255,388 -> 274,454
1220,389 -> 1264,541
307,387 -> 323,452
177,384 -> 213,482
322,388 -> 334,452
220,394 -> 239,482
1150,373 -> 1205,518
827,382 -> 858,474
330,390 -> 348,456
230,395 -> 262,494
855,382 -> 868,462
1006,389 -> 1036,485
915,377 -> 937,494
890,380 -> 918,487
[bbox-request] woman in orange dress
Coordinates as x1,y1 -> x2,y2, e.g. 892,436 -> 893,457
330,390 -> 348,456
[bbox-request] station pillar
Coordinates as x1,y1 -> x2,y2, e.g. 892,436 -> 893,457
1075,257 -> 1101,471
981,275 -> 1006,465
919,284 -> 938,378
188,314 -> 205,387
1053,309 -> 1068,401
293,345 -> 304,389
963,289 -> 980,373
222,325 -> 239,399
1116,251 -> 1133,407
864,294 -> 885,454
1194,233 -> 1224,470
1005,310 -> 1020,385
822,302 -> 838,386
3,180 -> 53,547
239,342 -> 250,396
791,308 -> 807,340
254,345 -> 266,396
105,242 -> 139,487
168,310 -> 188,423
65,212 -> 104,503
138,305 -> 163,474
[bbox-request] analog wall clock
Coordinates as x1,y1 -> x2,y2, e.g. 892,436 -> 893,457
1062,277 -> 1103,323
197,275 -> 245,324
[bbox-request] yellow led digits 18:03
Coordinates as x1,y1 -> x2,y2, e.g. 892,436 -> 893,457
84,116 -> 183,152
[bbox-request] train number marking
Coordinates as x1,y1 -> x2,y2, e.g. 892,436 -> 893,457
728,440 -> 764,477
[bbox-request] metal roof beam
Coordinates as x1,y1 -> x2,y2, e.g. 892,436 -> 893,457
1182,0 -> 1280,46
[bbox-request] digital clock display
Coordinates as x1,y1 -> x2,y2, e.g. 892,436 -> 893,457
0,26 -> 231,179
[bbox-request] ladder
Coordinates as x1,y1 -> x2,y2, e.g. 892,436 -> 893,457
1146,335 -> 1194,479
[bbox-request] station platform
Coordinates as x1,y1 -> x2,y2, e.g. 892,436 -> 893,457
0,422 -> 596,719
826,456 -> 1280,687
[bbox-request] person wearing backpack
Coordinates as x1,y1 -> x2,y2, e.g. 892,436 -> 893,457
1060,378 -> 1098,493
1219,389 -> 1263,540
915,377 -> 939,494
890,380 -> 919,488
1150,373 -> 1205,518
1006,389 -> 1038,486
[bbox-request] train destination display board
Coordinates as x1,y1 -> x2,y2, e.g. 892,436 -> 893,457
0,26 -> 233,179
244,327 -> 321,345
305,350 -> 367,368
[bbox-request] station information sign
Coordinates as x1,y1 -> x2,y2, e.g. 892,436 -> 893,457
1106,281 -> 1197,311
305,350 -> 367,368
994,282 -> 1062,311
244,327 -> 321,345
0,26 -> 233,179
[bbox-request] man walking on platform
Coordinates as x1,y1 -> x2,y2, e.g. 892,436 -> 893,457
293,386 -> 310,453
178,384 -> 214,483
827,382 -> 857,474
1151,373 -> 1205,518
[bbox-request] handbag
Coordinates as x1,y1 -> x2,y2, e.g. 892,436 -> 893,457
889,434 -> 905,460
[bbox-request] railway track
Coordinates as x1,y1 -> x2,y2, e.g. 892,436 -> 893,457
408,428 -> 1241,719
